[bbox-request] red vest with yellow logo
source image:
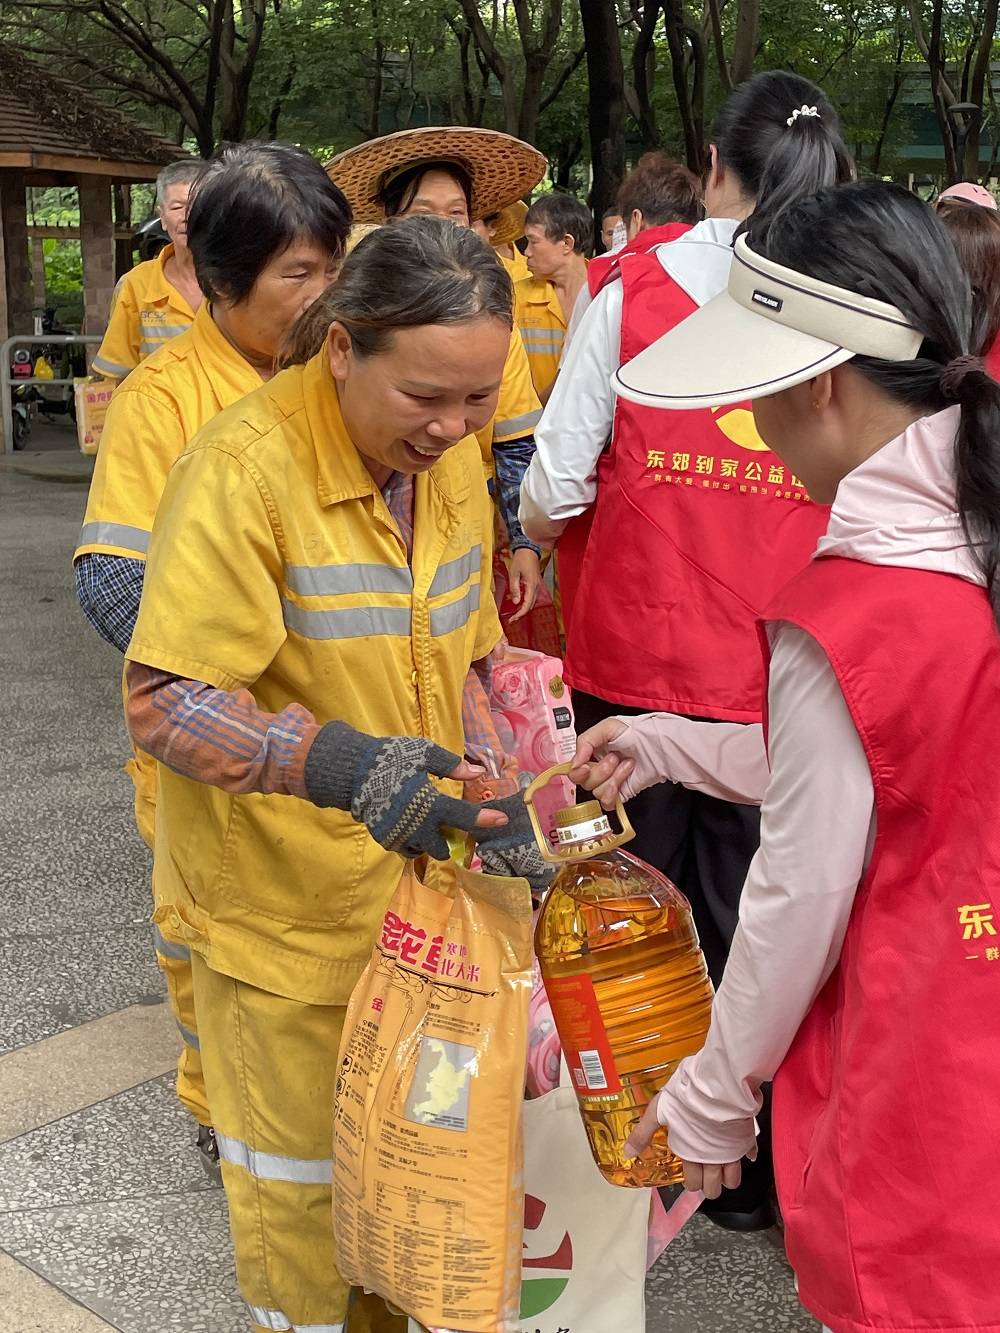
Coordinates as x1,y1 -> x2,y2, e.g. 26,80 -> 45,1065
563,248 -> 828,720
586,222 -> 692,299
761,556 -> 1000,1333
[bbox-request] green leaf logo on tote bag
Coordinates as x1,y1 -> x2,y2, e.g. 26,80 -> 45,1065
520,1192 -> 573,1317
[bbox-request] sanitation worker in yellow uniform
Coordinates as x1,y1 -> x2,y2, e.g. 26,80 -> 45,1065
327,126 -> 548,622
74,143 -> 352,1168
92,159 -> 206,381
123,217 -> 549,1333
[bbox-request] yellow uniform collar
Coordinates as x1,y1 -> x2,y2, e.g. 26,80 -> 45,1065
148,243 -> 196,318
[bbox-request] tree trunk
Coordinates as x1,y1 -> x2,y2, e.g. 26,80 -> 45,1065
579,0 -> 626,251
662,0 -> 701,172
369,0 -> 385,138
631,0 -> 662,150
519,54 -> 548,143
870,12 -> 907,177
730,0 -> 759,85
919,0 -> 959,182
965,0 -> 1000,178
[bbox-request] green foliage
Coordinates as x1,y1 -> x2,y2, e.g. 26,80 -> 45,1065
42,239 -> 83,296
0,0 -> 995,184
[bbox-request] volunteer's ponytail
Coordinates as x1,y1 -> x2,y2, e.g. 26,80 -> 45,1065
750,181 -> 1000,628
712,71 -> 853,230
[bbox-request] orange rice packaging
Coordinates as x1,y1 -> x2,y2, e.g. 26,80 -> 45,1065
333,859 -> 534,1333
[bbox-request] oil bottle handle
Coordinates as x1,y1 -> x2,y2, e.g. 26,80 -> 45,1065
523,762 -> 635,865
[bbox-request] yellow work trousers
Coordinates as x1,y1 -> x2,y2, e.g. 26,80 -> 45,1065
127,746 -> 210,1127
191,952 -> 405,1333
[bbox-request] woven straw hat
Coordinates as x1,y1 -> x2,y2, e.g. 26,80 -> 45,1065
345,222 -> 379,253
326,127 -> 546,224
488,199 -> 529,247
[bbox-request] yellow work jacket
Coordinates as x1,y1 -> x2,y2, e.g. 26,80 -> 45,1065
76,304 -> 262,847
127,349 -> 502,1006
76,303 -> 263,563
474,327 -> 542,479
514,276 -> 568,401
92,245 -> 196,381
498,247 -> 530,284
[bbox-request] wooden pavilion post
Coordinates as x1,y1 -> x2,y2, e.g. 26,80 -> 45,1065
77,174 -> 115,358
1,169 -> 33,335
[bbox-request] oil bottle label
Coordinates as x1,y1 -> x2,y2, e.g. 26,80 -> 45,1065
544,973 -> 622,1096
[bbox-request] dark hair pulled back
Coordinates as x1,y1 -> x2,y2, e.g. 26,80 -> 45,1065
187,141 -> 352,304
280,214 -> 513,367
749,181 -> 1000,625
713,71 -> 853,230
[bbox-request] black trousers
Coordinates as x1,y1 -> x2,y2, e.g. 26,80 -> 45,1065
572,688 -> 774,1220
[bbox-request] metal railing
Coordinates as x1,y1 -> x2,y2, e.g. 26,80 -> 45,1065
1,334 -> 102,454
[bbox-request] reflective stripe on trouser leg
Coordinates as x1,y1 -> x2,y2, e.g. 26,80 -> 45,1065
152,924 -> 211,1126
190,951 -> 356,1333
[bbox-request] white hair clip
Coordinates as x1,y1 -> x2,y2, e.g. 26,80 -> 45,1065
787,105 -> 821,127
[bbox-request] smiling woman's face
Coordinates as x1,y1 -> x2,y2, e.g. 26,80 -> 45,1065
328,315 -> 510,486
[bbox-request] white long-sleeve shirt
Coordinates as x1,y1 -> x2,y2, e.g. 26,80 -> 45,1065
599,408 -> 983,1163
519,217 -> 740,546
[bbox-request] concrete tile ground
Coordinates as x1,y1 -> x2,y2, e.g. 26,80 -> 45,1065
0,462 -> 819,1331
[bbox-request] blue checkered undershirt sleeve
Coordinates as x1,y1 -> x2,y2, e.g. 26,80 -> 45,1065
75,552 -> 145,654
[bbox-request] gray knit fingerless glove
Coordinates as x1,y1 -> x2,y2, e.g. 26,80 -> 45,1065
473,792 -> 554,890
304,721 -> 489,861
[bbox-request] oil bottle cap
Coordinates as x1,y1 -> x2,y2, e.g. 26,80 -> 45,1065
554,800 -> 613,846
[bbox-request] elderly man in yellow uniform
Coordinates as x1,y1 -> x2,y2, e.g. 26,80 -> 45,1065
516,193 -> 592,403
327,126 -> 548,621
75,143 -> 352,1175
91,159 -> 205,381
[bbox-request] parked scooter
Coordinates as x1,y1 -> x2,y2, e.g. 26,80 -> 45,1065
10,346 -> 33,450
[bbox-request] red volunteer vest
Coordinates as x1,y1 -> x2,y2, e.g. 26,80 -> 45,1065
562,249 -> 828,720
557,226 -> 696,630
586,222 -> 692,298
761,557 -> 1000,1333
986,331 -> 1000,383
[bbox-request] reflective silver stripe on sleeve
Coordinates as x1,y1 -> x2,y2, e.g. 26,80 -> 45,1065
91,355 -> 131,378
78,521 -> 150,553
493,408 -> 542,437
217,1132 -> 333,1184
430,582 -> 481,637
428,544 -> 482,598
521,336 -> 564,353
139,322 -> 190,339
283,600 -> 411,641
176,1019 -> 200,1050
152,926 -> 190,962
139,341 -> 161,356
286,562 -> 412,598
246,1304 -> 344,1333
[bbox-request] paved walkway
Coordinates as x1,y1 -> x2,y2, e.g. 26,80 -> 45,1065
0,463 -> 818,1332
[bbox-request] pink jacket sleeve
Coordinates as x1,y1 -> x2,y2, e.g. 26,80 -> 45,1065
607,713 -> 770,805
652,624 -> 876,1164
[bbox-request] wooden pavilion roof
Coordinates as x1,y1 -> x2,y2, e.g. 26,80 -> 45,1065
0,43 -> 186,181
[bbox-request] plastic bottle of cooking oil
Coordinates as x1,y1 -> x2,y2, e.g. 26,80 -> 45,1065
526,763 -> 714,1188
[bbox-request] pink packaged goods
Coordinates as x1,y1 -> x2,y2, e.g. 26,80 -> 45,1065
491,649 -> 576,853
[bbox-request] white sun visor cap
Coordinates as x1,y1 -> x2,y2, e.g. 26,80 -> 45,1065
614,233 -> 925,410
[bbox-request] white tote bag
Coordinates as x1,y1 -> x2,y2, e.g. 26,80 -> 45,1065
518,1085 -> 649,1333
407,1087 -> 649,1333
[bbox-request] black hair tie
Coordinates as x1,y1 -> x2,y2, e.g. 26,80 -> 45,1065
940,355 -> 985,401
